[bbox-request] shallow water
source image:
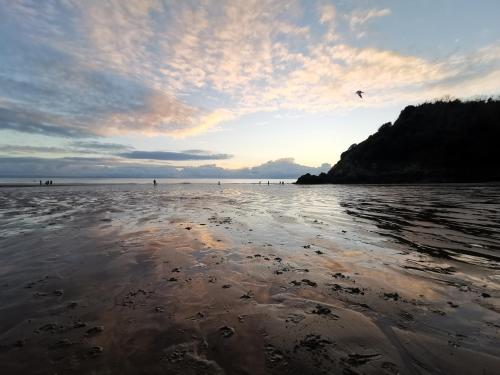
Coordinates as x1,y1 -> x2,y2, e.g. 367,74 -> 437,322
0,183 -> 499,374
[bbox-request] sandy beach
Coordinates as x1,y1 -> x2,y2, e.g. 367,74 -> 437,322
0,183 -> 499,374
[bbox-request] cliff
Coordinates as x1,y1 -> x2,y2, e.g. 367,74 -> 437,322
297,99 -> 500,184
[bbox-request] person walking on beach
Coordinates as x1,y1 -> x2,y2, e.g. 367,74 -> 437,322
267,181 -> 270,185
39,180 -> 42,186
153,179 -> 157,186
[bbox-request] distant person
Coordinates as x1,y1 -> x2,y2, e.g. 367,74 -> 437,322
153,179 -> 157,186
218,181 -> 221,185
50,180 -> 53,185
39,180 -> 42,186
45,180 -> 49,186
267,181 -> 270,185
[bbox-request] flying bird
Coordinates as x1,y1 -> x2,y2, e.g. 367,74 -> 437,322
355,90 -> 364,99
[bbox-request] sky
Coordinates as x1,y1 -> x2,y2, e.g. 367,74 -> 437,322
0,0 -> 499,178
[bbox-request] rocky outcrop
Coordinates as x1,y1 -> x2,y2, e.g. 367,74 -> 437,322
297,99 -> 500,184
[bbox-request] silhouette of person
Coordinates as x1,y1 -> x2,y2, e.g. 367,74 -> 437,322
39,180 -> 42,186
267,181 -> 270,185
153,179 -> 157,186
50,180 -> 53,185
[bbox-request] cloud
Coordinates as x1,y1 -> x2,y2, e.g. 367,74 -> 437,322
347,8 -> 391,32
319,4 -> 336,24
1,0 -> 499,142
0,141 -> 234,162
119,151 -> 233,161
0,145 -> 72,155
70,141 -> 132,152
0,156 -> 330,179
0,142 -> 133,156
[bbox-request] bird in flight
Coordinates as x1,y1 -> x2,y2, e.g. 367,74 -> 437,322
355,90 -> 364,99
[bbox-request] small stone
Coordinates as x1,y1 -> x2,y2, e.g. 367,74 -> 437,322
86,326 -> 104,336
384,292 -> 400,301
219,326 -> 235,338
88,346 -> 103,357
240,291 -> 253,299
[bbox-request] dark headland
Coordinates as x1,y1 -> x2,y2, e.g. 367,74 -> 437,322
297,99 -> 500,184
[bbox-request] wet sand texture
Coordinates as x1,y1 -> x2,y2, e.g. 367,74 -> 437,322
0,183 -> 499,374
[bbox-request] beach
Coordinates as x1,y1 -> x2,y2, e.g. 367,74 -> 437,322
0,182 -> 499,374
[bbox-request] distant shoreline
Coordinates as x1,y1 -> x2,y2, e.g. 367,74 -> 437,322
1,181 -> 499,188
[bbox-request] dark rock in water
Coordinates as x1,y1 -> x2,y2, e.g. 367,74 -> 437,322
222,284 -> 232,289
37,323 -> 61,333
331,283 -> 342,291
297,99 -> 500,184
219,326 -> 235,338
73,321 -> 86,329
314,250 -> 324,255
384,292 -> 400,301
52,338 -> 73,349
345,287 -> 363,295
301,279 -> 317,287
311,304 -> 339,319
481,292 -> 491,298
88,346 -> 104,357
264,344 -> 287,367
294,334 -> 332,352
312,304 -> 331,315
342,353 -> 381,366
86,326 -> 104,336
240,291 -> 253,299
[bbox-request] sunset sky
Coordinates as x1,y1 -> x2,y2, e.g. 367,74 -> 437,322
1,0 -> 499,177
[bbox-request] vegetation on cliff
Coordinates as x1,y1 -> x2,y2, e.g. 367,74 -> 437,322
297,99 -> 500,184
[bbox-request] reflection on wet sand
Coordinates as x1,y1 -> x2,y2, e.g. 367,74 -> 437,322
0,183 -> 498,374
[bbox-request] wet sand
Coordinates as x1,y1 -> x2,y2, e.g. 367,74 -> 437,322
0,183 -> 499,374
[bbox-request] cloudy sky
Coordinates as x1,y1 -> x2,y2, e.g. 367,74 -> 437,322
1,0 -> 499,178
